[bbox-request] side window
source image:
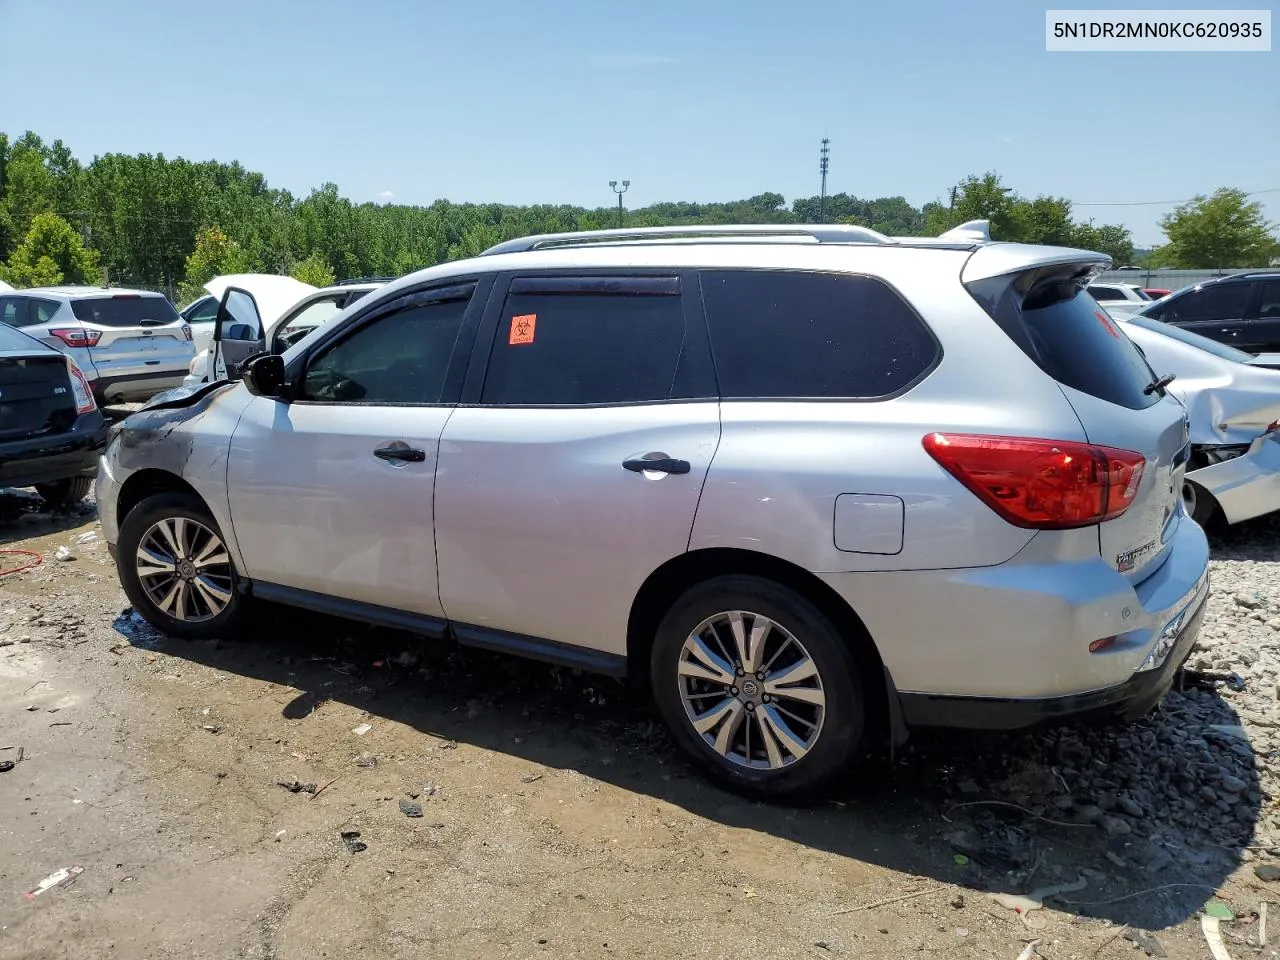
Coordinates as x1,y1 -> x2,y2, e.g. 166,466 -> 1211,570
300,291 -> 471,404
1089,287 -> 1123,301
219,289 -> 264,340
699,270 -> 940,399
1256,280 -> 1280,320
1160,283 -> 1251,323
188,297 -> 220,323
32,299 -> 60,324
0,297 -> 30,327
480,276 -> 692,405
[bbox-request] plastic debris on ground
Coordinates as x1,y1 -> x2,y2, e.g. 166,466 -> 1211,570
1204,898 -> 1234,920
53,546 -> 73,562
990,876 -> 1087,930
25,865 -> 84,900
340,830 -> 367,853
351,723 -> 373,736
1202,915 -> 1233,960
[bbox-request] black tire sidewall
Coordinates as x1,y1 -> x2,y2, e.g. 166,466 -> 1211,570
35,477 -> 92,506
117,492 -> 242,640
650,575 -> 865,801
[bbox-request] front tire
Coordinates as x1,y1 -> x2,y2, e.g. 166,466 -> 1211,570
117,492 -> 243,640
35,477 -> 92,507
649,575 -> 866,802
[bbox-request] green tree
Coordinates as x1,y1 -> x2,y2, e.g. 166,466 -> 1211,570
1,212 -> 101,287
1070,222 -> 1136,265
290,253 -> 335,287
1158,188 -> 1278,268
179,225 -> 249,303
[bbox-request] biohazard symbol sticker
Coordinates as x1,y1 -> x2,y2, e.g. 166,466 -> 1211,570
509,313 -> 537,345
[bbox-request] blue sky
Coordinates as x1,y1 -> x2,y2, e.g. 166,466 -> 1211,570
1,0 -> 1275,246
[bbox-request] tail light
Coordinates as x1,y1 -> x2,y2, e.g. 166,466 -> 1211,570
181,323 -> 193,341
65,358 -> 97,415
922,433 -> 1146,529
49,327 -> 101,348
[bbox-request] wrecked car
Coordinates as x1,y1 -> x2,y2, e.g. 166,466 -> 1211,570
1121,312 -> 1280,527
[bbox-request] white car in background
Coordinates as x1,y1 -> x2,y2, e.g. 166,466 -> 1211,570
1118,312 -> 1280,527
0,279 -> 14,292
183,277 -> 389,388
1090,281 -> 1154,318
179,293 -> 221,354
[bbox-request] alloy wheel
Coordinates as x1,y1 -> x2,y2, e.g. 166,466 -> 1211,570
677,610 -> 826,770
135,516 -> 233,622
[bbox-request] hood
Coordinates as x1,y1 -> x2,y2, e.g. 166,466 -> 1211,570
1122,321 -> 1280,446
0,278 -> 13,292
203,274 -> 317,327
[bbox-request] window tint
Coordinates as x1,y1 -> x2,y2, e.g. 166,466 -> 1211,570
300,294 -> 469,404
1157,282 -> 1251,323
186,297 -> 220,323
480,280 -> 691,405
1088,286 -> 1124,301
0,297 -> 30,327
1021,290 -> 1159,410
1256,280 -> 1280,320
699,270 -> 939,399
70,294 -> 180,327
32,299 -> 60,324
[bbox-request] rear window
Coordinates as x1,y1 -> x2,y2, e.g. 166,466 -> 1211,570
70,295 -> 180,327
1017,286 -> 1160,410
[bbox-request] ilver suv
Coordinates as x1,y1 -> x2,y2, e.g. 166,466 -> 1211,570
95,223 -> 1210,800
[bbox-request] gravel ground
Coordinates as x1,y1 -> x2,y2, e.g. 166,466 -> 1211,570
3,495 -> 1280,959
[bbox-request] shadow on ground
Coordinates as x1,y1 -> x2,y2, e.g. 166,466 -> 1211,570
0,489 -> 97,547
110,595 -> 1259,933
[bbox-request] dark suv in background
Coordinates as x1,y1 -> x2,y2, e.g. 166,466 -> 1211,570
1137,272 -> 1280,354
0,323 -> 108,507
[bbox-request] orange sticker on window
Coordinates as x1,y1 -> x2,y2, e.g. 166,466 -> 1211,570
509,313 -> 536,345
1094,310 -> 1121,339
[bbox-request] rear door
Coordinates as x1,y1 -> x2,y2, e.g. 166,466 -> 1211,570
1149,281 -> 1256,350
432,271 -> 720,662
1013,284 -> 1189,581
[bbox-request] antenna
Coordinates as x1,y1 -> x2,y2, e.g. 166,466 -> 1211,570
819,139 -> 831,224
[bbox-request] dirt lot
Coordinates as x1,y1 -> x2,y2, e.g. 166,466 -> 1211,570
4,491 -> 1280,960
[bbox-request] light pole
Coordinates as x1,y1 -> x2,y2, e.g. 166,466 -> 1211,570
609,180 -> 630,228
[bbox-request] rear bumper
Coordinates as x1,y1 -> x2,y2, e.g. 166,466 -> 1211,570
898,587 -> 1208,730
0,414 -> 109,488
1191,432 -> 1280,525
92,369 -> 188,404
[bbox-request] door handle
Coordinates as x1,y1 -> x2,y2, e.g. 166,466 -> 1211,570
374,441 -> 426,463
623,453 -> 691,475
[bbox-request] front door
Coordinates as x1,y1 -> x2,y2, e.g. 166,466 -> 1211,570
433,272 -> 721,660
211,287 -> 268,381
1157,281 -> 1255,350
225,282 -> 483,618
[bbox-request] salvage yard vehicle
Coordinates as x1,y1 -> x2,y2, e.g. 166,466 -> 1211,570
1135,272 -> 1280,355
96,222 -> 1210,801
0,322 -> 107,506
0,287 -> 194,405
1119,312 -> 1280,527
182,274 -> 318,387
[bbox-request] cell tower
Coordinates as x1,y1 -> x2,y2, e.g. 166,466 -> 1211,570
819,138 -> 830,223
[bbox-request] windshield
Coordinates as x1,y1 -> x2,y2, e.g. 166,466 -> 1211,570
71,295 -> 181,327
1124,313 -> 1256,363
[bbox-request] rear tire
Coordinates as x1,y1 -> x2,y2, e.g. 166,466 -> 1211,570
35,477 -> 92,507
1182,479 -> 1220,528
117,492 -> 244,640
649,574 -> 865,802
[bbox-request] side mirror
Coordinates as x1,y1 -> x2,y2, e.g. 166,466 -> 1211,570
242,353 -> 287,399
226,322 -> 258,342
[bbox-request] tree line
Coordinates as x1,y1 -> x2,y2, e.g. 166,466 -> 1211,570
1,130 -> 1275,303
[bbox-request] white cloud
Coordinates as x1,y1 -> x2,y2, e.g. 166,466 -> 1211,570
375,190 -> 395,201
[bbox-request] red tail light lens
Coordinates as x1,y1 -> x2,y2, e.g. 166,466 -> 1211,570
65,358 -> 97,415
923,433 -> 1146,529
49,327 -> 101,348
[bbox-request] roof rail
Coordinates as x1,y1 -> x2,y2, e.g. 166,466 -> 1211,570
479,223 -> 895,257
333,276 -> 398,285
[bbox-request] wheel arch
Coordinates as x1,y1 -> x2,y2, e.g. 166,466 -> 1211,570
627,547 -> 904,749
114,468 -> 205,531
